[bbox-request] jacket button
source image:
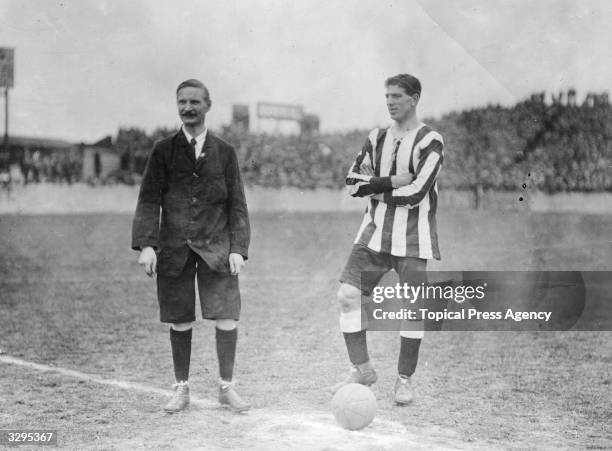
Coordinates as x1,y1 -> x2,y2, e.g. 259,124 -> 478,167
192,197 -> 197,203
187,239 -> 192,244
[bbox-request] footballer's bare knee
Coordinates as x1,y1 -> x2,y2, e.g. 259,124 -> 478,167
216,319 -> 237,330
171,322 -> 194,331
337,283 -> 362,313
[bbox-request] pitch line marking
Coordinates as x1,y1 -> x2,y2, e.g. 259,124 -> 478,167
0,354 -> 216,409
0,354 -> 407,429
0,354 -> 481,449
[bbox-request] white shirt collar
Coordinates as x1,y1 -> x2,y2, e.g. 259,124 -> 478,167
182,126 -> 207,145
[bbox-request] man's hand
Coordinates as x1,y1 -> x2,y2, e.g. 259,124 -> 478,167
391,172 -> 414,188
138,246 -> 157,278
229,253 -> 245,276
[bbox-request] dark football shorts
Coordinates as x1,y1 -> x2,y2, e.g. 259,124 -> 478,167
156,250 -> 241,323
340,244 -> 428,296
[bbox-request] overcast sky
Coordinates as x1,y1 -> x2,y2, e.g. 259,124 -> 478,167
1,0 -> 611,142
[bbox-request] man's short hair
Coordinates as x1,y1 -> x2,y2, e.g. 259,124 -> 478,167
385,74 -> 421,97
176,79 -> 211,104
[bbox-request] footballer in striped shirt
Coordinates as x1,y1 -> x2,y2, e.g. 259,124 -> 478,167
331,74 -> 444,405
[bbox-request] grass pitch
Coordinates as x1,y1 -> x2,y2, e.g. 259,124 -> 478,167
0,210 -> 611,450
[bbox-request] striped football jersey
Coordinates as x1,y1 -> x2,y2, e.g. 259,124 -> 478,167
346,124 -> 444,259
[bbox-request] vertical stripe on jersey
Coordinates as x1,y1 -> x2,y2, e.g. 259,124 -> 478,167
417,190 -> 432,259
380,137 -> 402,254
366,200 -> 388,252
348,135 -> 374,176
380,200 -> 396,254
390,206 -> 408,255
358,199 -> 380,247
373,128 -> 387,177
408,126 -> 431,174
405,204 -> 419,254
354,200 -> 373,242
428,186 -> 440,259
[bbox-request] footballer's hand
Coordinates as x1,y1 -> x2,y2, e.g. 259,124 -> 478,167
391,172 -> 414,188
229,253 -> 245,276
138,246 -> 157,278
371,193 -> 385,201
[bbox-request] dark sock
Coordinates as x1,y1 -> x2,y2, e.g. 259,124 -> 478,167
216,327 -> 237,382
343,330 -> 369,365
398,337 -> 421,377
170,328 -> 192,382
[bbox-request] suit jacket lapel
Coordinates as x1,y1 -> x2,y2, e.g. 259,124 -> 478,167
176,130 -> 196,164
202,132 -> 214,158
196,132 -> 215,169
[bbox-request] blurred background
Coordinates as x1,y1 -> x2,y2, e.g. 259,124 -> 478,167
0,0 -> 610,209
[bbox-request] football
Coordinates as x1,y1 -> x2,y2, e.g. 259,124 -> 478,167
331,383 -> 377,430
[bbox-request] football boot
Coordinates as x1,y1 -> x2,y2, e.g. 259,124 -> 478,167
163,381 -> 190,413
329,361 -> 378,393
218,380 -> 251,413
393,375 -> 414,405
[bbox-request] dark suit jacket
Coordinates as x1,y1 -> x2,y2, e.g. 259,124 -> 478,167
131,130 -> 250,276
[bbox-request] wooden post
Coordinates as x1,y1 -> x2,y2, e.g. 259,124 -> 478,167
2,87 -> 8,160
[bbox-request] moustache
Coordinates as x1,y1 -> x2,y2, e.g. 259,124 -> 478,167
181,112 -> 197,117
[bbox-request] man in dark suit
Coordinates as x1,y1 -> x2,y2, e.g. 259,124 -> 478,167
132,79 -> 251,413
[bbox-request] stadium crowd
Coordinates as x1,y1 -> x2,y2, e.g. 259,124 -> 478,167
431,92 -> 612,193
4,92 -> 611,193
219,91 -> 611,193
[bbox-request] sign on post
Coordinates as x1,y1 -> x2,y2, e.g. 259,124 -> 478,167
0,48 -> 14,88
257,102 -> 303,121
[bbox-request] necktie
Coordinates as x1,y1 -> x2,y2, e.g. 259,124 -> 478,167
190,138 -> 198,159
389,138 -> 402,176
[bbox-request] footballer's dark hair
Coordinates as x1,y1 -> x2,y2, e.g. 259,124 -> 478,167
176,79 -> 211,105
385,74 -> 421,98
